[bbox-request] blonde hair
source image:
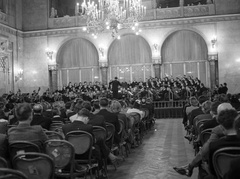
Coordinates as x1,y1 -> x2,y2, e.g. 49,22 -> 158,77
110,100 -> 121,113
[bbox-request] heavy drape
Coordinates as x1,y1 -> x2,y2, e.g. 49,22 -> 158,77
57,38 -> 99,85
161,30 -> 208,62
108,34 -> 152,65
57,38 -> 98,68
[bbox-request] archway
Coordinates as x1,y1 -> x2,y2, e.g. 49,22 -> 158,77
108,34 -> 152,82
161,30 -> 208,85
57,38 -> 99,88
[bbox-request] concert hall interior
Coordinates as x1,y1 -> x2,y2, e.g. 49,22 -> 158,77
0,0 -> 240,179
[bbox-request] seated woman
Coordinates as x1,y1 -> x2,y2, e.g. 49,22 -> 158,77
126,100 -> 144,120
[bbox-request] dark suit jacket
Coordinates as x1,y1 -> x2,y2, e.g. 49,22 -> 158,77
224,157 -> 240,179
209,135 -> 240,176
189,107 -> 204,126
0,134 -> 8,159
31,114 -> 52,130
52,116 -> 65,123
97,109 -> 120,144
7,123 -> 48,151
88,113 -> 106,129
201,117 -> 218,131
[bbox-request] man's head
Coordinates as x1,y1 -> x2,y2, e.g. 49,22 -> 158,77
82,101 -> 92,111
201,100 -> 212,114
15,103 -> 32,122
189,97 -> 198,107
217,103 -> 234,115
33,104 -> 43,115
210,101 -> 221,116
198,95 -> 209,105
77,108 -> 90,124
99,98 -> 108,108
217,109 -> 238,130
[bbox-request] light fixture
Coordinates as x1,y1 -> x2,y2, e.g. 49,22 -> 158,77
99,47 -> 104,57
45,48 -> 54,60
153,44 -> 159,52
80,0 -> 146,38
15,69 -> 23,82
211,37 -> 217,48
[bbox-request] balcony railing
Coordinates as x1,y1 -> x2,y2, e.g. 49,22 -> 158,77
48,4 -> 215,29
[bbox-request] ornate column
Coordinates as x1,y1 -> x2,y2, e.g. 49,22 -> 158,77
100,62 -> 108,85
208,54 -> 219,89
152,57 -> 161,78
48,64 -> 58,93
152,43 -> 161,78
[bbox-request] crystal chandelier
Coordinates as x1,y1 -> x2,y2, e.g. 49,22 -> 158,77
79,0 -> 146,38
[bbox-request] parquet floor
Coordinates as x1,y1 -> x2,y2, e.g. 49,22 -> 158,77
107,118 -> 198,179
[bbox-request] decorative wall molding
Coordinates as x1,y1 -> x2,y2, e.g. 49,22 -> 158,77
156,7 -> 182,19
1,14 -> 240,39
48,64 -> 58,71
0,12 -> 7,24
183,6 -> 210,17
208,54 -> 218,61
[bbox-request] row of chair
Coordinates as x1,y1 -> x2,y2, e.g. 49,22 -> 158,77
185,117 -> 240,179
1,107 -> 155,179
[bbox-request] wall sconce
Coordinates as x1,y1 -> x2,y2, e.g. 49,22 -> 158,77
15,69 -> 23,82
211,37 -> 217,48
99,47 -> 104,57
153,44 -> 159,52
45,48 -> 54,60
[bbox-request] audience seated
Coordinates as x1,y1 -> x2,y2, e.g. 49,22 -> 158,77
81,101 -> 106,129
62,108 -> 121,168
201,101 -> 221,131
126,100 -> 144,120
7,103 -> 48,152
51,107 -> 65,123
207,109 -> 239,178
186,97 -> 199,116
97,98 -> 121,145
31,104 -> 52,130
173,102 -> 234,177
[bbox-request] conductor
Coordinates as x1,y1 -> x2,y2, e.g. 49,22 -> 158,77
109,77 -> 121,99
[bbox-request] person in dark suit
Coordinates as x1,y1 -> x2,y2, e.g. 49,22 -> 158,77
188,95 -> 208,126
109,77 -> 121,99
51,107 -> 65,123
201,101 -> 221,131
81,101 -> 106,129
7,103 -> 48,151
62,108 -> 121,167
97,98 -> 120,144
208,109 -> 239,178
173,103 -> 235,178
62,108 -> 92,134
31,104 -> 52,130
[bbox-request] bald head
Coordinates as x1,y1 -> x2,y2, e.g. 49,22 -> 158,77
217,103 -> 234,115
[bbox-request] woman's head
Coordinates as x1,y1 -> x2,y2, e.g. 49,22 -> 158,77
110,100 -> 121,113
